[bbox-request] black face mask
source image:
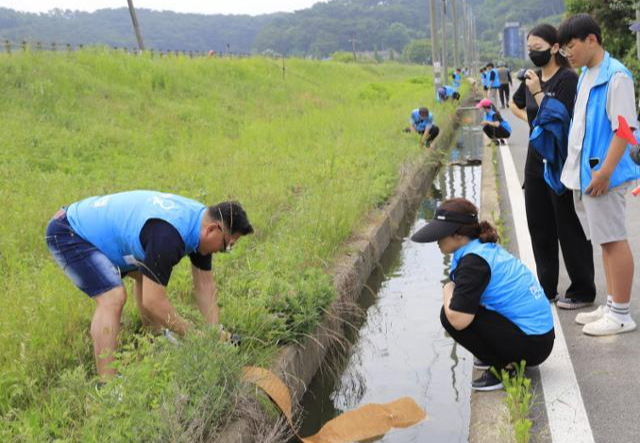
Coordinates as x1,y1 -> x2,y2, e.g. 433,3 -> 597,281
529,49 -> 552,67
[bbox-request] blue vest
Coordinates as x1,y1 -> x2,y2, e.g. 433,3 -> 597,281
452,72 -> 461,89
481,72 -> 489,88
411,109 -> 434,132
573,52 -> 640,193
491,68 -> 500,88
450,239 -> 554,335
485,109 -> 511,133
66,191 -> 207,271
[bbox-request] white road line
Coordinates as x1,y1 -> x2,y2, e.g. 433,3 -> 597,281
499,143 -> 595,443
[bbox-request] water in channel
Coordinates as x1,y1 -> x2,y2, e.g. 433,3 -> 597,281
296,114 -> 485,442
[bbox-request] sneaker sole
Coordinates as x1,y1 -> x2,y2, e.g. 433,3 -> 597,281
582,323 -> 637,336
575,315 -> 604,326
472,382 -> 504,392
473,364 -> 490,370
557,301 -> 594,310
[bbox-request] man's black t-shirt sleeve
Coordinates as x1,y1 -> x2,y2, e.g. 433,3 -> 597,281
449,254 -> 491,314
139,219 -> 212,286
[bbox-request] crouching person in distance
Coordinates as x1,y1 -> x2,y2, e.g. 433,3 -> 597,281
406,106 -> 440,147
45,190 -> 254,380
411,198 -> 555,391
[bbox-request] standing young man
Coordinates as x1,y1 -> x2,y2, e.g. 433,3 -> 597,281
559,14 -> 640,335
46,191 -> 254,378
497,63 -> 512,109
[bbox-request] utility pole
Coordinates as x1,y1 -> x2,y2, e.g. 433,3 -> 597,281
349,35 -> 358,61
452,0 -> 459,69
441,0 -> 448,87
429,0 -> 441,89
461,0 -> 468,67
127,0 -> 145,51
637,4 -> 640,60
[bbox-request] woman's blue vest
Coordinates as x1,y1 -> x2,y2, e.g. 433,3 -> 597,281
66,190 -> 206,271
573,52 -> 640,193
485,109 -> 511,133
450,239 -> 554,335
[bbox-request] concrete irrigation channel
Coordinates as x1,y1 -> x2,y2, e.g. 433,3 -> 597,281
218,101 -> 487,443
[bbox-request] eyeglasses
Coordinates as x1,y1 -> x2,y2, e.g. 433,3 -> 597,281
559,45 -> 573,57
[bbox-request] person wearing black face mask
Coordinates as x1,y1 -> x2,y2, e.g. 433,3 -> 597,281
509,24 -> 596,309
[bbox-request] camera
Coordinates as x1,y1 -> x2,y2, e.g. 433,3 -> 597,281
516,68 -> 529,81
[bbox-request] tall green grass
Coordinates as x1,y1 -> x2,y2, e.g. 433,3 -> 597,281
0,49 -> 461,440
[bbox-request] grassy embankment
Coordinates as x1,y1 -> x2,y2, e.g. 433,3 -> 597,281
0,50 -> 462,441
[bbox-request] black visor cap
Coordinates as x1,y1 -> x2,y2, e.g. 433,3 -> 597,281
411,208 -> 478,243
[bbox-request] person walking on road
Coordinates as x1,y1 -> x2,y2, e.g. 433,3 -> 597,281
46,191 -> 254,379
510,23 -> 596,308
497,63 -> 512,108
412,198 -> 555,391
559,14 -> 640,335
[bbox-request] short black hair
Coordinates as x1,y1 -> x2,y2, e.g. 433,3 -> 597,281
419,106 -> 429,115
558,13 -> 602,46
208,201 -> 254,236
486,62 -> 494,68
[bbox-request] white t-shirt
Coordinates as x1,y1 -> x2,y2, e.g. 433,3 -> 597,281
561,65 -> 638,190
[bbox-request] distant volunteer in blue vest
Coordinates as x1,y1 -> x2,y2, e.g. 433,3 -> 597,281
486,62 -> 500,104
452,68 -> 462,90
480,67 -> 489,98
407,107 -> 440,146
436,85 -> 461,103
46,191 -> 254,379
558,14 -> 640,336
477,98 -> 511,145
411,198 -> 555,391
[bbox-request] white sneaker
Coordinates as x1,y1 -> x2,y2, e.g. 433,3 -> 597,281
582,312 -> 637,336
575,305 -> 607,325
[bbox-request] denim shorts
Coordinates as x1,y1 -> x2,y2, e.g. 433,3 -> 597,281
46,209 -> 123,297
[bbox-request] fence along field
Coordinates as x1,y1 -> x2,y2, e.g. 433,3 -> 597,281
0,48 -> 458,441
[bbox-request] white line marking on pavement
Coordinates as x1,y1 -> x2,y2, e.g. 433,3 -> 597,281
499,143 -> 595,443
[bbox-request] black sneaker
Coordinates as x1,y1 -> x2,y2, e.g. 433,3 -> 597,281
473,357 -> 490,370
472,370 -> 503,391
557,297 -> 594,310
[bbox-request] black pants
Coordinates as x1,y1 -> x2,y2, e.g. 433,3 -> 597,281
419,125 -> 440,143
499,83 -> 510,107
482,125 -> 510,140
441,306 -> 555,369
524,170 -> 596,301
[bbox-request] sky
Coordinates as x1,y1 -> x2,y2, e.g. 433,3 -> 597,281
0,0 -> 328,16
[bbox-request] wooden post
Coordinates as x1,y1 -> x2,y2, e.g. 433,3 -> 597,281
429,0 -> 440,87
127,0 -> 145,51
36,41 -> 42,51
51,42 -> 57,52
4,39 -> 10,54
22,41 -> 27,52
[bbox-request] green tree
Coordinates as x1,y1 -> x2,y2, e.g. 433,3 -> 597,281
383,22 -> 411,52
566,0 -> 635,59
402,38 -> 432,64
